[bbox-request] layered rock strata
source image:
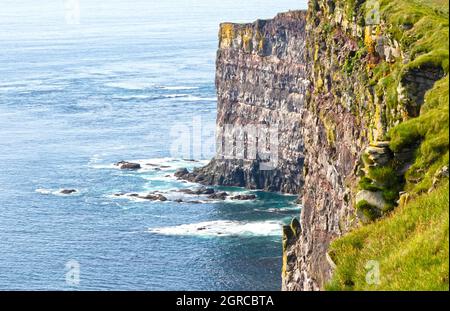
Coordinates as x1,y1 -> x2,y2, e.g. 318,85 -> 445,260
282,0 -> 445,290
185,0 -> 446,291
183,11 -> 308,195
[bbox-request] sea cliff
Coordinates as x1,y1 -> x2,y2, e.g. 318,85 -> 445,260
182,11 -> 308,194
184,0 -> 449,291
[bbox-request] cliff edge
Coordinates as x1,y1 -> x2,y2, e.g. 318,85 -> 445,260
183,0 -> 449,291
283,0 -> 448,290
182,11 -> 308,194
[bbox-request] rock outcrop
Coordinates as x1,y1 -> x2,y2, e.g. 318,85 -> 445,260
183,11 -> 308,195
282,0 -> 447,291
187,0 -> 448,291
115,161 -> 141,170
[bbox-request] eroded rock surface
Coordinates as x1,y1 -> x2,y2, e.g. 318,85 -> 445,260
182,11 -> 308,195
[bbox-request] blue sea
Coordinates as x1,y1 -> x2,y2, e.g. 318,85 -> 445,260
0,0 -> 305,290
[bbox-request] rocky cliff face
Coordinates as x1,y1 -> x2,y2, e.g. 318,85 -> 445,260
283,0 -> 446,290
184,0 -> 447,291
182,11 -> 308,194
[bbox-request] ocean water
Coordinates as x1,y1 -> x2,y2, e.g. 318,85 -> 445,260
0,0 -> 306,290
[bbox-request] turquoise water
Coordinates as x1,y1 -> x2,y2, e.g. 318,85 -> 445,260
0,0 -> 305,290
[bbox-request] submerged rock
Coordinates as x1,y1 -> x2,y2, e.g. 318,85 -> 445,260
60,189 -> 77,195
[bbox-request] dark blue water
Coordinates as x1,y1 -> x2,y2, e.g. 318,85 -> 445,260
0,0 -> 305,290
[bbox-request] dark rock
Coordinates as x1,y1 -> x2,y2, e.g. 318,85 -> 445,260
174,168 -> 189,178
196,187 -> 215,195
208,192 -> 229,200
183,159 -> 199,162
230,194 -> 257,200
157,194 -> 168,202
60,189 -> 77,195
178,189 -> 196,195
178,187 -> 215,195
139,194 -> 167,201
116,161 -> 141,170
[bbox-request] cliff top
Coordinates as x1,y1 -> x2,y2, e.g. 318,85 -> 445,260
218,10 -> 307,53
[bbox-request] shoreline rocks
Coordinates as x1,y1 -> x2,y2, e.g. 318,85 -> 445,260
114,187 -> 258,203
174,168 -> 189,178
208,192 -> 229,200
230,194 -> 257,201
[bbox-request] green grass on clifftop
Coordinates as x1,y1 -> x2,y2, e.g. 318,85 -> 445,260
327,182 -> 449,291
328,0 -> 449,291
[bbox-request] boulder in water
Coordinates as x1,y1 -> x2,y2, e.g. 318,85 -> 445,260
196,187 -> 215,195
139,194 -> 168,201
60,189 -> 77,195
230,194 -> 257,201
208,192 -> 228,200
174,168 -> 189,178
116,161 -> 141,170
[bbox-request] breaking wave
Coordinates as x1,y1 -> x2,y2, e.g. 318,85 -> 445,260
149,220 -> 282,237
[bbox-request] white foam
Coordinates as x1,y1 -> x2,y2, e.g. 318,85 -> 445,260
256,206 -> 301,213
149,220 -> 282,237
90,157 -> 208,169
35,188 -> 52,195
90,163 -> 118,170
159,86 -> 199,90
107,193 -> 153,203
35,188 -> 80,196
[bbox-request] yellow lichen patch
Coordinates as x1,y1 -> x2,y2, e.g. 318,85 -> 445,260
316,76 -> 324,91
314,43 -> 320,62
319,111 -> 336,146
373,103 -> 385,141
364,27 -> 375,54
241,27 -> 253,52
220,23 -> 234,48
255,30 -> 265,53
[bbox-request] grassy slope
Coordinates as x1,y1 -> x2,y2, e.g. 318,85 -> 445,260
327,0 -> 449,290
327,182 -> 448,290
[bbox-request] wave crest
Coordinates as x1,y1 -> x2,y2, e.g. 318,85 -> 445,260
149,220 -> 282,237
